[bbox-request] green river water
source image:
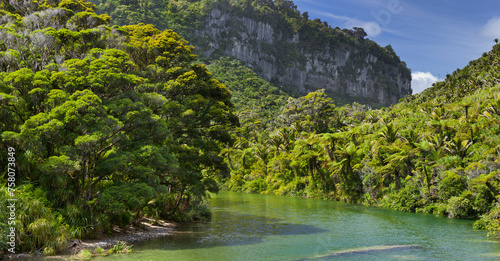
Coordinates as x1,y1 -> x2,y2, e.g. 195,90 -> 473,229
95,191 -> 500,260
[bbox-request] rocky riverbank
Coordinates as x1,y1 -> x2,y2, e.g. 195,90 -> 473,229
70,218 -> 177,253
2,218 -> 177,260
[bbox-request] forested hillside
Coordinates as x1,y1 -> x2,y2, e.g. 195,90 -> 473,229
90,0 -> 412,107
0,0 -> 237,255
222,42 -> 500,238
1,0 -> 499,257
206,57 -> 297,137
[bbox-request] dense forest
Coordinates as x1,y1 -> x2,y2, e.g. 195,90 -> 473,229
215,44 -> 500,240
0,0 -> 237,255
1,0 -> 499,257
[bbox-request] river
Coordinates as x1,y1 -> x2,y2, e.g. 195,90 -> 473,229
95,191 -> 500,260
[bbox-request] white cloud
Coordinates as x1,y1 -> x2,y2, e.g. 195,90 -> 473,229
411,71 -> 439,94
346,20 -> 382,37
481,17 -> 500,39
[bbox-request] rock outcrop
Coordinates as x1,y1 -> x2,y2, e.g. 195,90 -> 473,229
188,6 -> 412,106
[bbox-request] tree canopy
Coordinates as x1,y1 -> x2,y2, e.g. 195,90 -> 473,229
0,0 -> 237,254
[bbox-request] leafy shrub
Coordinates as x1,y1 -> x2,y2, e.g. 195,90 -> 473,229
0,186 -> 70,254
473,202 -> 500,238
109,241 -> 132,254
63,201 -> 96,239
417,203 -> 448,217
96,182 -> 156,228
243,178 -> 267,193
95,247 -> 106,256
76,249 -> 92,259
227,173 -> 245,192
472,184 -> 495,214
390,183 -> 423,212
446,191 -> 476,219
438,171 -> 466,201
184,199 -> 212,222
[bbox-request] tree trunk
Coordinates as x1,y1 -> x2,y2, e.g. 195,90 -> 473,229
313,159 -> 328,189
394,169 -> 401,190
171,188 -> 185,216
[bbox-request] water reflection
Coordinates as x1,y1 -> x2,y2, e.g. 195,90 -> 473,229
95,192 -> 500,261
135,211 -> 327,251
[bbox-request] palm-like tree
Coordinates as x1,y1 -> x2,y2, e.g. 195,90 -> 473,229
329,142 -> 362,202
379,123 -> 400,144
220,138 -> 244,170
427,134 -> 448,151
239,147 -> 253,169
268,134 -> 284,156
401,129 -> 423,148
220,145 -> 235,170
486,100 -> 500,116
254,144 -> 270,166
319,132 -> 341,162
471,171 -> 500,196
293,134 -> 328,186
445,136 -> 473,165
383,144 -> 415,190
277,127 -> 296,153
415,140 -> 443,198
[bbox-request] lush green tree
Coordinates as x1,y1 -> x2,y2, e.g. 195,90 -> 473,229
279,89 -> 337,133
0,0 -> 238,253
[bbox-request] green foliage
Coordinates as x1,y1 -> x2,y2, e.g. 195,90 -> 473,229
76,249 -> 93,259
438,171 -> 466,201
384,179 -> 423,212
474,202 -> 500,238
94,247 -> 106,255
1,0 -> 236,254
279,89 -> 337,133
472,184 -> 496,214
206,57 -> 293,139
74,242 -> 129,260
96,183 -> 156,228
109,241 -> 132,254
216,39 -> 500,240
1,1 -> 500,254
0,185 -> 70,254
447,191 -> 476,219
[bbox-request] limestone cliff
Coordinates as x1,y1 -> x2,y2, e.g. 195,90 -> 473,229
188,5 -> 412,106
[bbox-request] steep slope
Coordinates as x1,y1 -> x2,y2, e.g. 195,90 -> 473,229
91,0 -> 412,107
207,57 -> 294,136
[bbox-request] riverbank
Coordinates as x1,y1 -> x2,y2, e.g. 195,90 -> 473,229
1,218 -> 177,260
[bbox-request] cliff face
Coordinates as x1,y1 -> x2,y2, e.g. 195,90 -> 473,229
190,7 -> 412,106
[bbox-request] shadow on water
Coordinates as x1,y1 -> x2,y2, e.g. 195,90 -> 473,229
134,211 -> 328,251
92,192 -> 500,261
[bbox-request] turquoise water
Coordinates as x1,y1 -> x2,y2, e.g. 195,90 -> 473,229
95,191 -> 500,260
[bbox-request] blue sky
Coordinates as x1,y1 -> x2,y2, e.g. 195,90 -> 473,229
293,0 -> 500,93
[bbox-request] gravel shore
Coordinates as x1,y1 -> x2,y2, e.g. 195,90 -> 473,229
72,218 -> 177,252
1,218 -> 177,260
